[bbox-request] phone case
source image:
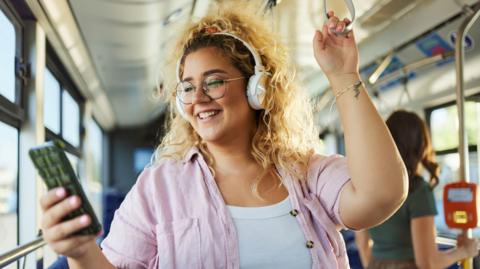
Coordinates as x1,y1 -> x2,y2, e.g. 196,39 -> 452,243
29,140 -> 102,236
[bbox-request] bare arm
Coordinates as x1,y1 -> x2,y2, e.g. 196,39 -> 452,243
313,12 -> 408,230
411,216 -> 479,269
67,242 -> 116,269
355,230 -> 372,268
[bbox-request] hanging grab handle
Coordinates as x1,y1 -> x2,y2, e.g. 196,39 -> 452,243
323,0 -> 356,35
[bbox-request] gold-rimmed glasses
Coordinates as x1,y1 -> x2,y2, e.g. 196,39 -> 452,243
176,75 -> 244,104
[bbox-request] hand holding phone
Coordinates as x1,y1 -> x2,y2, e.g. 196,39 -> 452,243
29,140 -> 102,236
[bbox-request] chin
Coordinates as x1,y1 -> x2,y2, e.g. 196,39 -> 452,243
197,127 -> 225,143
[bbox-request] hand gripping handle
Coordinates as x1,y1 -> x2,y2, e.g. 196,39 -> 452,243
323,0 -> 356,35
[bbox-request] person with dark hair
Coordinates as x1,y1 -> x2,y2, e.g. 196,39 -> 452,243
355,110 -> 479,269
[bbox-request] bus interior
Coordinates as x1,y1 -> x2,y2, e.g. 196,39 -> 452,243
0,0 -> 480,268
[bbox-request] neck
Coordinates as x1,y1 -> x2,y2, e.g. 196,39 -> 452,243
206,138 -> 259,177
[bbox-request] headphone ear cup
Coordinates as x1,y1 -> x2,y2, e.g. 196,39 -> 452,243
246,72 -> 267,110
176,96 -> 187,119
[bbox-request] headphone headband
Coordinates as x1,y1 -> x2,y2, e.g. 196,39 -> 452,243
176,32 -> 265,82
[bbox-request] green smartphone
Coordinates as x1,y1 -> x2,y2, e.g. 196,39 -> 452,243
29,140 -> 102,236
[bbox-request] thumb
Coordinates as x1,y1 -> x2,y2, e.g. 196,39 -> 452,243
314,30 -> 325,50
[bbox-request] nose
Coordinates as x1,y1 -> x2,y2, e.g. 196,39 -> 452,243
190,83 -> 210,104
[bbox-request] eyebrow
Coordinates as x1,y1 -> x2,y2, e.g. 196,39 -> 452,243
183,69 -> 228,82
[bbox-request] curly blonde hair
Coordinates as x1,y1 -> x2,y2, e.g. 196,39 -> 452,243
155,2 -> 321,193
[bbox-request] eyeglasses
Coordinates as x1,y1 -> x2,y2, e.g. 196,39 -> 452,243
176,75 -> 244,104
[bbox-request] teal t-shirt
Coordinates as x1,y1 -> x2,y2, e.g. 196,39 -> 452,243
368,177 -> 438,260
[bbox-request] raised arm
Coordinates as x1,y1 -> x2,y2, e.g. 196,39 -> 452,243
313,12 -> 408,230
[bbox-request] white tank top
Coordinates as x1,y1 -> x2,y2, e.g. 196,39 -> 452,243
227,197 -> 312,269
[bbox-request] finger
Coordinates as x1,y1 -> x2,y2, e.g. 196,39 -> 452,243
40,187 -> 67,211
327,10 -> 334,19
42,195 -> 81,228
50,235 -> 96,255
327,16 -> 340,32
314,30 -> 325,51
346,29 -> 356,40
336,21 -> 346,33
321,24 -> 329,49
344,18 -> 351,25
43,214 -> 91,242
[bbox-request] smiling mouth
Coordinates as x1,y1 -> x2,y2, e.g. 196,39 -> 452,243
197,110 -> 221,120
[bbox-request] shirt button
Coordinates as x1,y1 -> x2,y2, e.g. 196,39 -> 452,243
290,209 -> 299,217
306,240 -> 314,249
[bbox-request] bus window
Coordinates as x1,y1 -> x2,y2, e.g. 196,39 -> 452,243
65,151 -> 79,178
44,68 -> 61,134
85,119 -> 104,220
62,89 -> 80,147
0,8 -> 15,102
0,121 -> 18,260
430,102 -> 479,151
134,148 -> 154,175
428,100 -> 480,238
322,132 -> 338,155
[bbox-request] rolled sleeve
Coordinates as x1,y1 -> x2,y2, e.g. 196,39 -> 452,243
310,155 -> 351,228
101,169 -> 158,269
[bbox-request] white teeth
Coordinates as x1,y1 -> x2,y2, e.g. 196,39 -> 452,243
198,111 -> 218,119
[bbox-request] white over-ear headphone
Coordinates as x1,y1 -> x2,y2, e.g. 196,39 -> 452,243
175,32 -> 269,119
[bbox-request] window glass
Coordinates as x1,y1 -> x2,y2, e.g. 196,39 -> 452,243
134,148 -> 153,175
0,122 -> 18,258
86,119 -> 103,220
322,133 -> 338,155
44,69 -> 61,133
65,151 -> 79,178
434,152 -> 479,238
430,102 -> 479,151
87,119 -> 103,183
0,8 -> 16,102
62,90 -> 80,147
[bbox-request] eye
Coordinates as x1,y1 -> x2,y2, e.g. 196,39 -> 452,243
205,79 -> 225,89
181,82 -> 195,92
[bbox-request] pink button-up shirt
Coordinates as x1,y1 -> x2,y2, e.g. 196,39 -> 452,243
101,147 -> 351,269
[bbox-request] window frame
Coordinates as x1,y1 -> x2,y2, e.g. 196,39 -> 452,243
425,94 -> 480,239
0,0 -> 26,128
0,106 -> 21,265
45,43 -> 85,157
425,94 -> 480,155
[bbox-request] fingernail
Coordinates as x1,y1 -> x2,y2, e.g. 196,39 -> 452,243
79,215 -> 89,224
56,188 -> 66,197
69,196 -> 78,206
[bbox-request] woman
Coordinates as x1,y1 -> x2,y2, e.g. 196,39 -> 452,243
355,110 -> 479,269
39,3 -> 407,268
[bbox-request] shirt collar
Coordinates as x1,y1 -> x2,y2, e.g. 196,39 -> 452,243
183,147 -> 200,163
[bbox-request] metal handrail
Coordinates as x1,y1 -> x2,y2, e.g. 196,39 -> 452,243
456,3 -> 480,183
454,3 -> 480,269
0,236 -> 46,268
436,236 -> 457,247
371,50 -> 455,86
